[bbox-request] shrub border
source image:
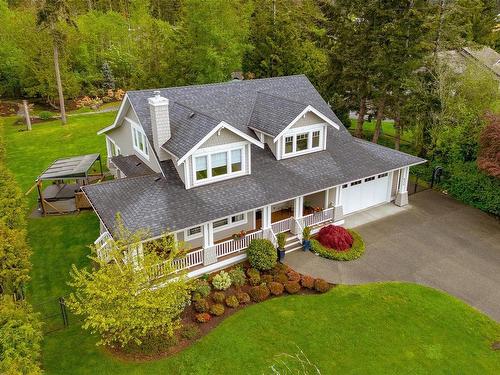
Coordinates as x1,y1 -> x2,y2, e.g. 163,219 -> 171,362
311,229 -> 365,261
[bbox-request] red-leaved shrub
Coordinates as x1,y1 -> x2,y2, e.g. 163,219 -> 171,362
317,225 -> 353,251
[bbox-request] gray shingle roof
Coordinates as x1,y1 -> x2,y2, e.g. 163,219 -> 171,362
110,155 -> 155,178
248,92 -> 308,136
83,131 -> 425,238
126,75 -> 345,158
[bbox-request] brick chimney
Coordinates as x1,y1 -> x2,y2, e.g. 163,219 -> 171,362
148,90 -> 170,160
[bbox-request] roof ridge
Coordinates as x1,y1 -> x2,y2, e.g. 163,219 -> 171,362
126,74 -> 308,94
255,90 -> 309,107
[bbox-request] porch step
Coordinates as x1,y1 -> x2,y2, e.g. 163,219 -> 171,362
284,236 -> 302,253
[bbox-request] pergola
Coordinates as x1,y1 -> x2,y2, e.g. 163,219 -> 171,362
32,153 -> 103,215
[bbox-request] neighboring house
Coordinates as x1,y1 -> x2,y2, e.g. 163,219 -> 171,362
439,46 -> 500,80
83,75 -> 425,277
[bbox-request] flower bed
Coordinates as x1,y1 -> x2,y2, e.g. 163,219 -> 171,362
111,262 -> 333,361
311,229 -> 365,261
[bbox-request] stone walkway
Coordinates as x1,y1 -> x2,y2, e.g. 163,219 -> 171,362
285,190 -> 500,321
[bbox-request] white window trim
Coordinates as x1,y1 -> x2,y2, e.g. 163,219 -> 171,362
185,213 -> 248,241
191,142 -> 247,186
281,124 -> 326,159
129,120 -> 150,160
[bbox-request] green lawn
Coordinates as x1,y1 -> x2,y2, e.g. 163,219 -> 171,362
349,119 -> 414,143
2,113 -> 499,374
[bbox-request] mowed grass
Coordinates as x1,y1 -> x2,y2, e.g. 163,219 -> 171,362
2,113 -> 499,374
349,119 -> 414,143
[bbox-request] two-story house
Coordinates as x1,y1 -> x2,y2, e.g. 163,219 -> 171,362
83,75 -> 425,277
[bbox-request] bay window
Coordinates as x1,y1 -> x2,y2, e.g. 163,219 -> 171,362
193,146 -> 245,184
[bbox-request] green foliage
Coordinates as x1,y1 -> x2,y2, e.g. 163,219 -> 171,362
227,267 -> 246,288
0,223 -> 31,295
310,230 -> 365,261
302,226 -> 311,241
247,239 -> 277,271
276,232 -> 286,249
209,303 -> 225,317
38,111 -> 54,120
225,295 -> 239,308
66,222 -> 191,347
261,274 -> 273,284
211,271 -> 232,291
192,279 -> 211,299
121,332 -> 179,356
0,297 -> 43,375
212,291 -> 225,304
273,273 -> 288,284
180,324 -> 200,340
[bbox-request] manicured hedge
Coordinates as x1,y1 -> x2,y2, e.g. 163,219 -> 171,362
311,230 -> 365,261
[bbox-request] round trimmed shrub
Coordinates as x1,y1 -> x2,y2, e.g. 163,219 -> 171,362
181,324 -> 200,340
314,278 -> 331,293
212,270 -> 232,290
247,239 -> 277,271
246,268 -> 260,278
311,230 -> 365,261
285,281 -> 301,294
268,281 -> 284,296
228,267 -> 246,288
286,269 -> 301,282
236,291 -> 251,304
195,313 -> 211,323
249,284 -> 270,302
39,111 -> 54,121
212,291 -> 225,303
301,275 -> 315,289
261,274 -> 274,284
192,279 -> 211,298
271,262 -> 289,275
225,295 -> 239,308
317,225 -> 353,250
193,298 -> 209,313
274,273 -> 288,283
209,303 -> 225,316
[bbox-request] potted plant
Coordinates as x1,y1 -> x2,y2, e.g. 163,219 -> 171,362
276,232 -> 286,262
232,230 -> 246,241
302,226 -> 311,251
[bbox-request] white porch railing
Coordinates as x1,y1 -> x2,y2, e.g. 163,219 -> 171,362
150,247 -> 205,280
94,231 -> 113,261
294,218 -> 304,242
215,230 -> 263,258
299,207 -> 334,228
271,217 -> 292,234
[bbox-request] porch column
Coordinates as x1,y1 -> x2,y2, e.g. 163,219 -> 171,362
324,189 -> 330,209
333,186 -> 344,222
293,196 -> 304,218
202,222 -> 217,266
395,167 -> 409,207
262,205 -> 272,229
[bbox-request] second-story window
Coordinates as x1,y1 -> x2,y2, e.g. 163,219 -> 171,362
193,145 -> 245,184
132,125 -> 149,158
283,127 -> 324,157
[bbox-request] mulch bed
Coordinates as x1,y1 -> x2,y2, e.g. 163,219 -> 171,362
107,262 -> 334,362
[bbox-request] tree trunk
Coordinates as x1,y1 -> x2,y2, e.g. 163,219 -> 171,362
53,43 -> 67,125
394,116 -> 401,151
355,97 -> 366,138
372,98 -> 385,144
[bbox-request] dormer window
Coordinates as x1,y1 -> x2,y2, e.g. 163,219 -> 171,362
192,144 -> 245,185
282,126 -> 325,158
131,124 -> 149,159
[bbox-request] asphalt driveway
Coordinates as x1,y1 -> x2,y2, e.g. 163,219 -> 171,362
285,190 -> 500,321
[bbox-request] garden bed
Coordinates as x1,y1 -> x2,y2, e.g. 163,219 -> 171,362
311,229 -> 365,261
110,262 -> 334,361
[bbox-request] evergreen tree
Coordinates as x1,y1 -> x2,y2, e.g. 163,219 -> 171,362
101,61 -> 115,90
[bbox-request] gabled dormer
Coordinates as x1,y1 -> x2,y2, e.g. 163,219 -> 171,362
248,92 -> 339,160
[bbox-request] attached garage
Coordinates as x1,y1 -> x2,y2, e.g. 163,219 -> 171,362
342,172 -> 392,215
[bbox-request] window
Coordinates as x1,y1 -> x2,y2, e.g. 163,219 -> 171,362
378,173 -> 388,178
193,146 -> 245,183
132,126 -> 149,158
211,152 -> 227,177
186,225 -> 202,240
312,131 -> 320,148
285,136 -> 294,154
365,176 -> 375,182
282,127 -> 323,157
213,218 -> 229,229
195,156 -> 208,180
351,180 -> 362,186
296,133 -> 309,151
231,149 -> 242,172
231,213 -> 245,223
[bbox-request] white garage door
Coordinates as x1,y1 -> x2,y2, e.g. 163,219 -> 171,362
342,173 -> 390,215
